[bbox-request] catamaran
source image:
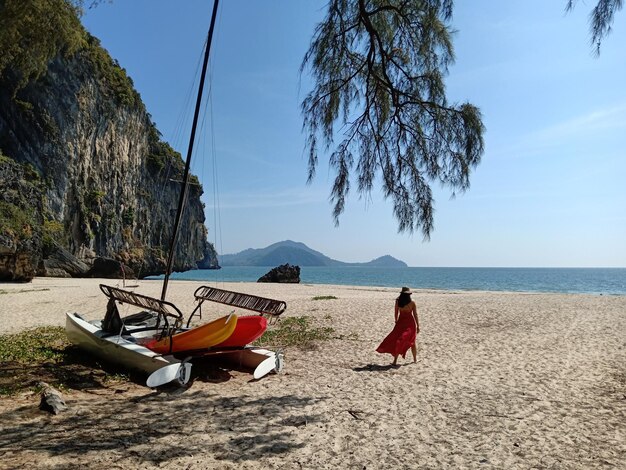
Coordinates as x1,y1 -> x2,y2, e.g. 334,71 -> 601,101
66,284 -> 286,386
65,0 -> 285,387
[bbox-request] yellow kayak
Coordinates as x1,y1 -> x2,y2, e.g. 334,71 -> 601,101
146,314 -> 237,354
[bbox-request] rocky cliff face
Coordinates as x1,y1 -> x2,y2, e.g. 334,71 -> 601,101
0,35 -> 219,280
0,155 -> 44,281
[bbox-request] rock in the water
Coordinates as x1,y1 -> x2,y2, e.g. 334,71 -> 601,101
197,238 -> 221,269
257,264 -> 300,283
39,382 -> 68,414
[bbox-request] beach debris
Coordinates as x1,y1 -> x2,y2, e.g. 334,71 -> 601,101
280,416 -> 308,427
38,382 -> 68,414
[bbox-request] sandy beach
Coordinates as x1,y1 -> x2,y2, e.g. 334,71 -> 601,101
0,277 -> 624,469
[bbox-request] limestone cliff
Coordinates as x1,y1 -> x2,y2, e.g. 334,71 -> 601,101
0,154 -> 44,281
0,30 -> 218,280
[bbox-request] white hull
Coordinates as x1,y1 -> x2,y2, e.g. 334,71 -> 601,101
65,312 -> 175,375
203,347 -> 284,379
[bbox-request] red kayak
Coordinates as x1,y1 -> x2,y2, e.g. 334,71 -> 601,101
145,314 -> 237,354
215,315 -> 267,348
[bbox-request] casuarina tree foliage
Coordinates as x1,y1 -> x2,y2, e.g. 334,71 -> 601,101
301,0 -> 485,238
566,0 -> 623,55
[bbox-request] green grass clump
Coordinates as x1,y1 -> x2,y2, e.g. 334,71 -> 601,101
0,326 -> 69,363
253,316 -> 335,349
0,326 -> 131,396
312,295 -> 338,301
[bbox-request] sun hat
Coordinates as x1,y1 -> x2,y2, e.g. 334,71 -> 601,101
400,287 -> 412,294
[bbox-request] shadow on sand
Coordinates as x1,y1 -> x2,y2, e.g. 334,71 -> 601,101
0,388 -> 326,467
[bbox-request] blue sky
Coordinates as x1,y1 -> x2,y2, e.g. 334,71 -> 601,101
82,1 -> 625,267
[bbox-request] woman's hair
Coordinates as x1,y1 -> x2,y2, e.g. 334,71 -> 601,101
397,292 -> 412,308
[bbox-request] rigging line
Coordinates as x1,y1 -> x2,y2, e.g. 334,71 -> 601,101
180,75 -> 213,228
159,42 -> 205,202
177,51 -> 214,262
172,26 -> 217,244
201,71 -> 212,247
197,61 -> 221,285
210,78 -> 224,279
196,67 -> 212,186
206,72 -> 225,287
194,32 -> 222,284
198,65 -> 223,287
161,0 -> 221,302
188,2 -> 222,286
180,81 -> 212,218
172,48 -> 204,150
212,0 -> 225,285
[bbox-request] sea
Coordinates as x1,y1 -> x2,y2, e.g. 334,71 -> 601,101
149,266 -> 626,296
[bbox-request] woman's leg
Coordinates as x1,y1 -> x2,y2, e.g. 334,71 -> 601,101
392,354 -> 398,366
411,343 -> 417,363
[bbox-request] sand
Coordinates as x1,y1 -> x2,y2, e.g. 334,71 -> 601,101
0,277 -> 625,469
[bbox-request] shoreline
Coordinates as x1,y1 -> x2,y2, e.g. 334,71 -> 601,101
1,277 -> 625,468
1,277 -> 624,336
153,265 -> 626,296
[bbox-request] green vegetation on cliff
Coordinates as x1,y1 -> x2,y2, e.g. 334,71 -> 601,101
84,33 -> 140,108
0,153 -> 43,246
0,152 -> 46,280
0,0 -> 215,279
0,201 -> 37,242
0,0 -> 85,91
0,0 -> 139,107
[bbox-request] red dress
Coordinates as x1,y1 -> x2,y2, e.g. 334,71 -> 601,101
376,308 -> 417,358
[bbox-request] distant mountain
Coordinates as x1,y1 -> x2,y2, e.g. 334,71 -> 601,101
219,240 -> 408,267
366,255 -> 409,267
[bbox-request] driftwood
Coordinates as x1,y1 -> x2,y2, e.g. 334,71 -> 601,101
38,382 -> 68,414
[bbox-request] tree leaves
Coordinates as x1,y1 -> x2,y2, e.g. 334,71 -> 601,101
301,0 -> 484,238
566,0 -> 623,55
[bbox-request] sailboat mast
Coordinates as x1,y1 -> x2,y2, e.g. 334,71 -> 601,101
161,0 -> 220,301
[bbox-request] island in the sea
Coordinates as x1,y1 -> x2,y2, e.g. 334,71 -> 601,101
219,240 -> 407,267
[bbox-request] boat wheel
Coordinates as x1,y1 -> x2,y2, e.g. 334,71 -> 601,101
177,359 -> 192,385
275,350 -> 284,374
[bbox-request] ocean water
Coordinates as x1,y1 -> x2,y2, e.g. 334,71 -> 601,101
150,266 -> 626,296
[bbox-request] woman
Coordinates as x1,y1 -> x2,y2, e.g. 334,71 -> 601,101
376,287 -> 420,365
